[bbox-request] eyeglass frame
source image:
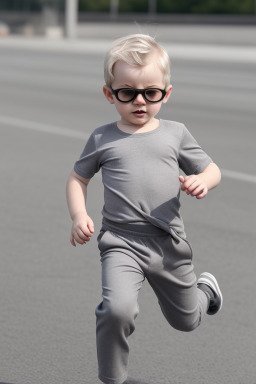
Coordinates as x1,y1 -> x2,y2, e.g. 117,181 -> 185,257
110,87 -> 167,103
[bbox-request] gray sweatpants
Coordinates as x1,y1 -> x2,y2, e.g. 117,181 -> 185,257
95,221 -> 209,384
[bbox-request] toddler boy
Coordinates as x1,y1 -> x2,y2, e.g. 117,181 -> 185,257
66,34 -> 223,384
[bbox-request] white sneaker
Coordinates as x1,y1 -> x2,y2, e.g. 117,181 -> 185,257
198,272 -> 223,315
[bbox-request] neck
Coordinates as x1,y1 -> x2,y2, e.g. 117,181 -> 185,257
117,118 -> 159,134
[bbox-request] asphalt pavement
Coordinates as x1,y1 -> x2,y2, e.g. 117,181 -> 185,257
0,23 -> 256,384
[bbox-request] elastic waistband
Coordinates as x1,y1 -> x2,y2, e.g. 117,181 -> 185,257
102,218 -> 168,237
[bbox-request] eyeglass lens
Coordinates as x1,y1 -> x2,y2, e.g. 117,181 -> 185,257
117,88 -> 164,102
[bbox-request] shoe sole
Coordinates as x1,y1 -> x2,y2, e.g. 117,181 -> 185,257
198,272 -> 223,313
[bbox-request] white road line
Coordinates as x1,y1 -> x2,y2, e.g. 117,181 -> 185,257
220,169 -> 256,184
1,114 -> 255,184
0,114 -> 87,140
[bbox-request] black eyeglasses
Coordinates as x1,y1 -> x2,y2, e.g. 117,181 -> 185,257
111,87 -> 167,103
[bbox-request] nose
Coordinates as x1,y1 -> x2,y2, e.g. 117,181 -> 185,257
133,93 -> 146,104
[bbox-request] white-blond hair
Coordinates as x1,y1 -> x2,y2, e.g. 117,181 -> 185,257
104,34 -> 171,89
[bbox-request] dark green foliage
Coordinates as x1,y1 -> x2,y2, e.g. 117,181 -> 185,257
78,0 -> 254,14
119,0 -> 148,13
78,0 -> 109,12
0,0 -> 41,11
157,0 -> 254,14
0,0 -> 64,11
0,0 -> 254,14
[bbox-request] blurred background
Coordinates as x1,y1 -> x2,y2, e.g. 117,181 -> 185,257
0,2 -> 256,384
0,0 -> 256,38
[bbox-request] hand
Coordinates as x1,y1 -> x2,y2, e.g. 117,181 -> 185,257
70,212 -> 94,247
179,174 -> 208,199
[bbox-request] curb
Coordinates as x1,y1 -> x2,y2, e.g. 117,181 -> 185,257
1,36 -> 256,63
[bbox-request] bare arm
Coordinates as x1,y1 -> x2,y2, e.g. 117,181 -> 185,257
179,162 -> 221,199
66,169 -> 94,246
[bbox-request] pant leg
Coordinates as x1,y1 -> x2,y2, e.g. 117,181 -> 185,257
96,230 -> 145,384
145,232 -> 209,332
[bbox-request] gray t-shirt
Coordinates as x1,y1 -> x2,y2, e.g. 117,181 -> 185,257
74,119 -> 212,237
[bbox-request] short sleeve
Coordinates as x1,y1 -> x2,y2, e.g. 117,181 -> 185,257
74,133 -> 101,179
178,126 -> 212,175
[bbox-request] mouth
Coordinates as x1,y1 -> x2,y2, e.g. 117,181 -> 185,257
133,110 -> 146,116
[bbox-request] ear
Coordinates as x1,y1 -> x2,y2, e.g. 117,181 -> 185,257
162,85 -> 172,104
103,85 -> 115,104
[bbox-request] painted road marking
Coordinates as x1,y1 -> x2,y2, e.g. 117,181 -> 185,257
220,169 -> 256,184
0,114 -> 87,140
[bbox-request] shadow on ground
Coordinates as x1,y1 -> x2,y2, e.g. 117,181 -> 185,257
126,379 -> 149,384
0,382 -> 16,384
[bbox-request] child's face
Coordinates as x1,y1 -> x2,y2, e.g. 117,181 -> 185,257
103,58 -> 172,130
